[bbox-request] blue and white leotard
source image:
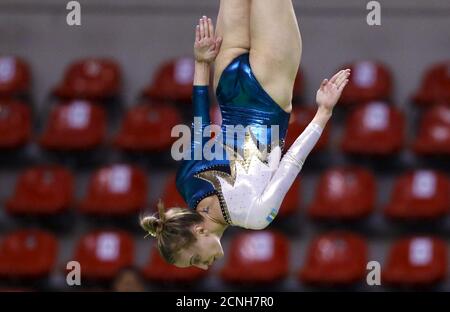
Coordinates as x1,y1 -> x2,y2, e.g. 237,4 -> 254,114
176,53 -> 323,229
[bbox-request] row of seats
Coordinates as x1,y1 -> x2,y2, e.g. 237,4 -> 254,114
1,56 -> 449,106
2,164 -> 449,219
1,99 -> 449,155
0,229 -> 447,287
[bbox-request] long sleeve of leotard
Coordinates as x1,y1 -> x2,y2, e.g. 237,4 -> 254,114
190,86 -> 212,159
243,122 -> 324,229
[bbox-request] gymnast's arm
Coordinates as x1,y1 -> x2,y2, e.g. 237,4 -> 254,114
245,69 -> 351,230
191,16 -> 223,154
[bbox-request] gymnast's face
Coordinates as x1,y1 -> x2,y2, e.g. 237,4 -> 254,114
174,225 -> 224,270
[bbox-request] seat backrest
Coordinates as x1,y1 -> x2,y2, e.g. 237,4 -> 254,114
342,101 -> 404,154
56,58 -> 121,99
299,231 -> 368,284
74,230 -> 134,279
84,164 -> 148,204
385,170 -> 450,218
220,231 -> 289,283
413,62 -> 450,105
383,237 -> 448,285
0,99 -> 31,147
340,61 -> 393,104
7,165 -> 74,209
143,57 -> 195,102
309,166 -> 376,218
0,229 -> 58,278
0,56 -> 31,97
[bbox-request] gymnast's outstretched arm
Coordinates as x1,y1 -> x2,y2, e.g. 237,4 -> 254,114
244,69 -> 351,230
190,16 -> 222,156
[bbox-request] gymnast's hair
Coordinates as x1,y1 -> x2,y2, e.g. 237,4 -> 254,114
140,199 -> 204,264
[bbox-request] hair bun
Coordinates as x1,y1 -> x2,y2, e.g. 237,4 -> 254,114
140,215 -> 163,237
140,199 -> 166,238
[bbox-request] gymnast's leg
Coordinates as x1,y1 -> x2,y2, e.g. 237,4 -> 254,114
213,0 -> 251,93
249,0 -> 302,113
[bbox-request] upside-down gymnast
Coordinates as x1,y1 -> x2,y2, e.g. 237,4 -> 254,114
141,0 -> 350,270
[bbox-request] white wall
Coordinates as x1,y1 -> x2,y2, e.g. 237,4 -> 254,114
0,0 -> 449,107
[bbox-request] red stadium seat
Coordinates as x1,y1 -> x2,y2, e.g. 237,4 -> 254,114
384,170 -> 450,220
278,178 -> 301,217
0,99 -> 31,149
160,173 -> 187,208
341,101 -> 405,155
383,237 -> 448,286
220,231 -> 289,284
39,100 -> 106,151
299,232 -> 368,285
53,58 -> 121,100
114,103 -> 182,152
339,61 -> 393,105
6,165 -> 74,215
413,62 -> 450,106
78,164 -> 148,215
0,229 -> 58,279
142,57 -> 195,102
413,104 -> 450,155
72,230 -> 134,280
285,106 -> 330,151
308,166 -> 376,219
0,56 -> 31,98
142,247 -> 207,283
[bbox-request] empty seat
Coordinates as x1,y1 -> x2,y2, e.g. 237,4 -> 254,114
71,230 -> 134,280
39,100 -> 106,151
299,232 -> 368,285
278,178 -> 301,217
0,229 -> 58,279
285,106 -> 330,151
220,231 -> 289,284
412,61 -> 450,106
142,247 -> 207,283
142,57 -> 194,102
384,170 -> 450,220
53,58 -> 121,100
114,103 -> 182,152
6,165 -> 74,215
413,104 -> 450,155
160,173 -> 187,208
308,166 -> 376,219
78,164 -> 148,215
341,101 -> 405,155
383,237 -> 447,286
0,99 -> 31,149
0,56 -> 31,98
339,61 -> 393,105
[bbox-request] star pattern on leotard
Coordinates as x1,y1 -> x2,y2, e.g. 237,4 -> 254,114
195,127 -> 271,224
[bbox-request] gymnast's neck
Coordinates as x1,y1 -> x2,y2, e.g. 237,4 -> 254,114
196,195 -> 228,237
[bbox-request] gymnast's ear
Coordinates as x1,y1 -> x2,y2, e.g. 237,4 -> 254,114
193,224 -> 208,236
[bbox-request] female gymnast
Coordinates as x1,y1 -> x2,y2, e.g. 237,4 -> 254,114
141,0 -> 350,270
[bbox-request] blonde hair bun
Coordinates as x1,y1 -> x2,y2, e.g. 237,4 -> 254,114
140,215 -> 163,237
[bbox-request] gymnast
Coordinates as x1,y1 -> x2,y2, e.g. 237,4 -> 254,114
141,0 -> 350,270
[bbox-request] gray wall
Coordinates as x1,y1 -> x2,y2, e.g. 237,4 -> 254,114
1,0 -> 449,108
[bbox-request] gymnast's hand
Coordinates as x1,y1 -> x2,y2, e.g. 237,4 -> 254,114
194,16 -> 223,64
316,69 -> 351,113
